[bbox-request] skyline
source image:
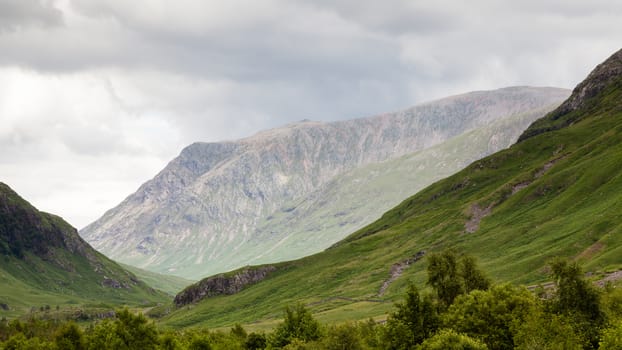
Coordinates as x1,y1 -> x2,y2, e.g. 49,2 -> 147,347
1,0 -> 621,228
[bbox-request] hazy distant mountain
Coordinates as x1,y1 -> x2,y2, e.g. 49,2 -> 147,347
81,86 -> 569,279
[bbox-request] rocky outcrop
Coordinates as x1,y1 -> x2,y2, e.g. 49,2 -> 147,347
174,266 -> 276,306
80,87 -> 569,279
378,251 -> 426,296
519,48 -> 622,142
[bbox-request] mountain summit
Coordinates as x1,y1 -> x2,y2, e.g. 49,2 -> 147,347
519,48 -> 622,141
81,87 -> 568,279
159,49 -> 622,329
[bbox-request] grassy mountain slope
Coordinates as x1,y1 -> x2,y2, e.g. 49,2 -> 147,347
120,263 -> 194,296
0,183 -> 168,318
245,106 -> 556,266
158,49 -> 622,329
81,87 -> 568,280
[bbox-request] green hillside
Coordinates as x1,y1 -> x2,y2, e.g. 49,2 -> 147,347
120,263 -> 194,296
0,183 -> 169,319
157,49 -> 622,329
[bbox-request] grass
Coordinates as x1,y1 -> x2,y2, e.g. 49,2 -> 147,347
120,263 -> 194,296
0,184 -> 170,320
155,76 -> 622,329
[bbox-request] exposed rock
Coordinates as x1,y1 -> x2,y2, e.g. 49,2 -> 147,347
0,303 -> 9,310
519,48 -> 622,142
465,204 -> 493,234
80,87 -> 569,279
378,251 -> 426,296
174,266 -> 277,306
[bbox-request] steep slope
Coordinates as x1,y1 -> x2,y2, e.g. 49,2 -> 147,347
244,107 -> 552,266
0,183 -> 167,318
159,49 -> 622,329
81,87 -> 568,279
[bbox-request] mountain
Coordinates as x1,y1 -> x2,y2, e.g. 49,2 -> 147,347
81,87 -> 568,279
0,183 -> 167,318
157,49 -> 622,329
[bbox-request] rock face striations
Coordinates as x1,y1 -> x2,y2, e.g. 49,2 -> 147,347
174,266 -> 276,306
81,87 -> 569,279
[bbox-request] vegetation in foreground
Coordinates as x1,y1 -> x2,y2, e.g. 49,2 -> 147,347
3,251 -> 622,349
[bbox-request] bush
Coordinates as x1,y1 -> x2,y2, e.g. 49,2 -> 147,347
419,329 -> 487,350
270,304 -> 322,348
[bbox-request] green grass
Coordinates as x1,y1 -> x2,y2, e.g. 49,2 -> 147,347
120,263 -> 194,296
155,75 -> 622,329
0,184 -> 170,319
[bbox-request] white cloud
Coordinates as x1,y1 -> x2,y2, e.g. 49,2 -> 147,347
1,0 -> 621,227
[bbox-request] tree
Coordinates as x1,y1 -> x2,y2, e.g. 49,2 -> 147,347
419,329 -> 488,350
322,323 -> 363,350
54,322 -> 85,350
427,250 -> 490,308
188,334 -> 212,350
599,319 -> 622,350
513,312 -> 583,350
549,259 -> 603,322
460,256 -> 490,294
443,284 -> 536,350
245,332 -> 267,350
115,308 -> 159,350
548,259 -> 604,349
427,250 -> 463,307
382,284 -> 439,349
269,304 -> 322,348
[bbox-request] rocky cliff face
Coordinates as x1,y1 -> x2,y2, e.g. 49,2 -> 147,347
80,86 -> 569,279
174,266 -> 276,306
519,49 -> 622,142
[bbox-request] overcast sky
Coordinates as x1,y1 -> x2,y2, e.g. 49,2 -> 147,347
1,0 -> 621,229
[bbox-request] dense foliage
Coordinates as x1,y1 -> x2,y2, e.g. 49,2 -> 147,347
2,252 -> 622,349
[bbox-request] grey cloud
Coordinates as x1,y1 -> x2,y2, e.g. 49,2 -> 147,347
0,0 -> 63,32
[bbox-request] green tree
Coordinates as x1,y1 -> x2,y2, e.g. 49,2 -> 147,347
188,333 -> 212,350
87,319 -> 124,350
548,259 -> 604,349
419,329 -> 488,350
322,323 -> 363,350
159,331 -> 181,350
115,308 -> 159,350
427,250 -> 489,308
427,250 -> 463,307
87,309 -> 158,350
269,304 -> 322,348
513,311 -> 583,350
443,284 -> 536,350
460,256 -> 490,294
54,322 -> 85,350
549,259 -> 603,322
245,332 -> 267,350
599,319 -> 622,350
382,284 -> 439,349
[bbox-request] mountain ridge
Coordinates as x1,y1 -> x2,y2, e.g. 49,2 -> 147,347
81,86 -> 569,279
156,49 -> 622,329
0,182 -> 167,317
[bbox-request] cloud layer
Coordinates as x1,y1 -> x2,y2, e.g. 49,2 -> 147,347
1,0 -> 621,228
